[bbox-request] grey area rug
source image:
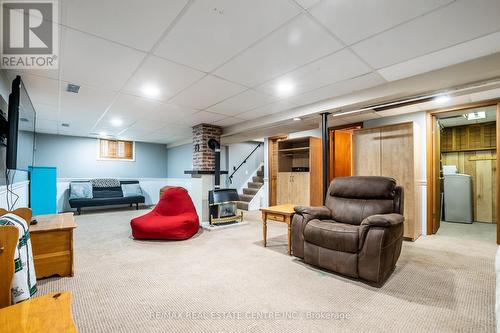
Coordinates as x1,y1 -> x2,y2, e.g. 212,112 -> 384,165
37,209 -> 496,333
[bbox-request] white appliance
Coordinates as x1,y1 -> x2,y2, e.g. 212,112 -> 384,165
443,173 -> 473,223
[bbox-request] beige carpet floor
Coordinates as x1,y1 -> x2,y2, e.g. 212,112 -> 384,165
37,209 -> 497,333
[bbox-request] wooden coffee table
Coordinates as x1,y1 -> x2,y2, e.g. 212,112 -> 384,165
260,204 -> 295,255
30,213 -> 77,279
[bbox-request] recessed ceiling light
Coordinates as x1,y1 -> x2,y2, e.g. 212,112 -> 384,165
141,84 -> 160,98
466,111 -> 486,120
293,117 -> 302,121
276,80 -> 294,97
111,118 -> 123,127
434,94 -> 450,104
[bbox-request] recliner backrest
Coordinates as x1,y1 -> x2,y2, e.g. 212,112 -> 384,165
325,176 -> 403,225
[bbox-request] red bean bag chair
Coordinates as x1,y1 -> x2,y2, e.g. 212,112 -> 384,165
131,187 -> 199,240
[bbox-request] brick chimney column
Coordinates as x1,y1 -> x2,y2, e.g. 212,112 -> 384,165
192,124 -> 222,171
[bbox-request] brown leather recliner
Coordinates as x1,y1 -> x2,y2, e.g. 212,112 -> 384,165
292,176 -> 404,285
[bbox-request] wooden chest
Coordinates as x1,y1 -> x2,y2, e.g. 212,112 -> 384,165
30,213 -> 76,279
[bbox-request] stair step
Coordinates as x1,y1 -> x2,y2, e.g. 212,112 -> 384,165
252,176 -> 263,183
237,201 -> 249,211
239,194 -> 254,202
256,170 -> 264,177
243,188 -> 259,195
248,182 -> 263,189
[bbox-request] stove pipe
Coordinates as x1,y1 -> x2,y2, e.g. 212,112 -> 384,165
208,138 -> 221,189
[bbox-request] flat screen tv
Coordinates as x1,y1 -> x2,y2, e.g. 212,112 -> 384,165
5,75 -> 36,171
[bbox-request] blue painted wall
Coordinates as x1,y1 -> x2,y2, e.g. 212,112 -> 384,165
166,143 -> 192,178
34,133 -> 168,178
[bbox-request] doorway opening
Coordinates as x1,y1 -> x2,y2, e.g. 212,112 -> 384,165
328,123 -> 362,182
427,101 -> 499,244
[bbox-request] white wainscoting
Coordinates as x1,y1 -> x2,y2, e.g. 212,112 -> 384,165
417,180 -> 427,237
57,178 -> 203,223
0,181 -> 29,210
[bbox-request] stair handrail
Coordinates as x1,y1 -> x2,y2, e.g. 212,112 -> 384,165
228,143 -> 262,184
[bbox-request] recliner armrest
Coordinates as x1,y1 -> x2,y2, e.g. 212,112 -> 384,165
361,214 -> 404,228
294,206 -> 331,220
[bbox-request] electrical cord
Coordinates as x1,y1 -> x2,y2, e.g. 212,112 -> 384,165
4,169 -> 20,211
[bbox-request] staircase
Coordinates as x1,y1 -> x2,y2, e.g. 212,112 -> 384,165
237,165 -> 264,211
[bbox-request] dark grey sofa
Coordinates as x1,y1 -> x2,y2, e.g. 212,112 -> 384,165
69,180 -> 145,214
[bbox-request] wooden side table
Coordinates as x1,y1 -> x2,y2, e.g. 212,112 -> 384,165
0,292 -> 77,332
260,204 -> 295,255
30,213 -> 77,279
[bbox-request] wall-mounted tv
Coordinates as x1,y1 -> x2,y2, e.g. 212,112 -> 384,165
0,75 -> 36,171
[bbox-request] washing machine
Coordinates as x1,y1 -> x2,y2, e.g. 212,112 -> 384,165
443,173 -> 473,223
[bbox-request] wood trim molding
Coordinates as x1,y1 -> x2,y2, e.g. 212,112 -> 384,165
497,102 -> 500,244
426,113 -> 434,235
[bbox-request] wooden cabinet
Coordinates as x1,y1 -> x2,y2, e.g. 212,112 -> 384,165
276,137 -> 323,206
353,122 -> 421,241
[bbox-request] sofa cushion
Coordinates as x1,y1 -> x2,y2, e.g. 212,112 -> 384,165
91,178 -> 121,188
69,182 -> 93,199
122,183 -> 142,197
93,187 -> 123,198
69,195 -> 145,208
304,219 -> 359,254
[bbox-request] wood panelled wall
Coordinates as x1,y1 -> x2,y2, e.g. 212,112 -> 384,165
352,122 -> 421,241
441,121 -> 496,152
442,150 -> 497,223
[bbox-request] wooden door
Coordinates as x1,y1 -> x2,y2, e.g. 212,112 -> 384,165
291,172 -> 310,206
334,130 -> 352,178
268,136 -> 287,206
277,172 -> 290,205
379,123 -> 417,240
352,128 -> 381,176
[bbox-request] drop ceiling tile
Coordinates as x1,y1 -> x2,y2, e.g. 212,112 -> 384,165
124,119 -> 170,132
61,28 -> 146,91
289,72 -> 386,106
214,14 -> 343,87
154,0 -> 300,71
377,30 -> 500,81
257,49 -> 372,97
295,0 -> 322,9
19,75 -> 59,106
60,84 -> 116,121
123,55 -> 205,101
35,119 -> 58,133
311,0 -> 452,45
176,111 -> 227,126
35,104 -> 59,120
147,103 -> 197,123
206,89 -> 277,115
236,100 -> 299,120
169,75 -> 246,110
64,0 -> 188,51
214,117 -> 245,127
105,93 -> 162,120
351,0 -> 500,68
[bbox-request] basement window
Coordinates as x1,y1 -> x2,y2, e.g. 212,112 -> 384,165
98,139 -> 135,161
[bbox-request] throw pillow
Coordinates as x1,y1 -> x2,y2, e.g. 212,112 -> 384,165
69,182 -> 93,199
122,183 -> 142,197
